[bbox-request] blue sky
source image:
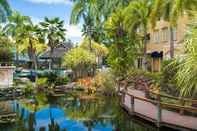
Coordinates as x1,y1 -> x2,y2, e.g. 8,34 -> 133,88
7,0 -> 82,44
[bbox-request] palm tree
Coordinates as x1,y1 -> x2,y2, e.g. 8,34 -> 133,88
0,0 -> 11,22
39,17 -> 66,70
176,22 -> 197,97
124,0 -> 153,69
151,0 -> 197,58
70,0 -> 132,44
4,11 -> 31,67
20,23 -> 46,70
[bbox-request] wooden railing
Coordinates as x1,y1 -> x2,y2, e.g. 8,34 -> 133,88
120,90 -> 197,127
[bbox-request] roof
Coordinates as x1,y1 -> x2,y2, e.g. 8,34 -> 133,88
40,42 -> 72,59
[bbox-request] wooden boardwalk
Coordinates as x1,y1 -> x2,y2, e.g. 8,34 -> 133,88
120,89 -> 197,130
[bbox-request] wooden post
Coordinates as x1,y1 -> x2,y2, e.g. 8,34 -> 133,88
179,99 -> 185,115
130,95 -> 134,115
156,94 -> 162,127
121,92 -> 125,104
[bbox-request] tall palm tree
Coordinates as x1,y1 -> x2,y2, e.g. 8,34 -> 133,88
124,0 -> 153,69
151,0 -> 197,58
0,0 -> 11,22
39,17 -> 66,70
20,23 -> 46,70
4,11 -> 31,67
70,0 -> 132,44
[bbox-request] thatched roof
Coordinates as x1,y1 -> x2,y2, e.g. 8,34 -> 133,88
40,42 -> 72,59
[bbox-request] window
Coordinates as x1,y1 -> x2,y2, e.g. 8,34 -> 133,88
172,28 -> 177,41
153,30 -> 160,43
137,58 -> 143,69
162,28 -> 169,42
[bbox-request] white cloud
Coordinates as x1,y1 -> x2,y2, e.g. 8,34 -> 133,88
30,16 -> 42,24
25,0 -> 72,5
66,24 -> 82,38
66,24 -> 83,44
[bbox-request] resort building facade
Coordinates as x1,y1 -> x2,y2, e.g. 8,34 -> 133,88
146,16 -> 188,72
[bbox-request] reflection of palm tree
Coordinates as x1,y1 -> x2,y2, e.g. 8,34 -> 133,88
83,120 -> 94,131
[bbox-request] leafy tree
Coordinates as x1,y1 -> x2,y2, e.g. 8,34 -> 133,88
63,47 -> 96,79
105,8 -> 141,77
0,26 -> 13,63
4,11 -> 31,67
39,17 -> 66,70
0,0 -> 11,22
19,23 -> 47,70
70,0 -> 132,44
124,0 -> 153,69
80,38 -> 108,66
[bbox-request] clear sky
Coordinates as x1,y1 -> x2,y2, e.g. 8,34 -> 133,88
7,0 -> 82,44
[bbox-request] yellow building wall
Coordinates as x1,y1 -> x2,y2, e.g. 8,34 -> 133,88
146,15 -> 189,72
147,15 -> 188,59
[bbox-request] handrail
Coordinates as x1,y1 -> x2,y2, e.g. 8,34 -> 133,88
148,90 -> 197,103
121,90 -> 197,113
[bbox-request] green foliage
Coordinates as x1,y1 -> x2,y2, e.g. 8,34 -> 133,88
39,17 -> 66,69
24,81 -> 34,95
161,59 -> 178,84
54,76 -> 70,86
105,8 -> 141,77
0,0 -> 11,22
80,38 -> 108,58
93,70 -> 116,95
0,47 -> 13,62
175,23 -> 197,97
63,47 -> 96,79
38,71 -> 70,87
160,59 -> 180,96
36,77 -> 48,88
64,47 -> 96,68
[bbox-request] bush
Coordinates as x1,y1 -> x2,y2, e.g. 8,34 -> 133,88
24,81 -> 34,95
93,70 -> 116,95
161,59 -> 180,96
55,76 -> 70,86
38,71 -> 70,87
36,78 -> 48,87
0,47 -> 13,63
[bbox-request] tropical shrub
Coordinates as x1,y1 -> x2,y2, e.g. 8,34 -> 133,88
175,23 -> 197,97
63,47 -> 96,79
55,76 -> 70,86
80,38 -> 108,66
161,59 -> 180,96
36,77 -> 48,88
93,70 -> 116,95
105,8 -> 141,77
76,77 -> 96,94
24,81 -> 34,95
0,47 -> 13,63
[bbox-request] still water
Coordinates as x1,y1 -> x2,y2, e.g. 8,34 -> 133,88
0,93 -> 176,131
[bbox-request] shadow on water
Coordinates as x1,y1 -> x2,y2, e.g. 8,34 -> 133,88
0,92 -> 178,131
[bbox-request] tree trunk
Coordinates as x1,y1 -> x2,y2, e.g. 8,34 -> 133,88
89,37 -> 92,51
143,27 -> 148,70
170,27 -> 174,58
15,45 -> 19,68
49,48 -> 53,70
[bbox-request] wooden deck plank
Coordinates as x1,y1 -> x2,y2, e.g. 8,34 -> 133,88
122,89 -> 197,130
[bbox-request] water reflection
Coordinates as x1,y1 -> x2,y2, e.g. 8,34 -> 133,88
1,93 -> 175,131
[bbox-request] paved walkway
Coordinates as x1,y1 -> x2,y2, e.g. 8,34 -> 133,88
122,89 -> 197,130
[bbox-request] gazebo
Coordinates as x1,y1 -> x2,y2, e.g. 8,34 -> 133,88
39,42 -> 72,69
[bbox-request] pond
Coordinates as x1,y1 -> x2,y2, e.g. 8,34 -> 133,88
0,93 -> 176,131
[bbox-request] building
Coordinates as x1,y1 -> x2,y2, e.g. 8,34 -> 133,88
145,15 -> 189,72
39,42 -> 73,69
